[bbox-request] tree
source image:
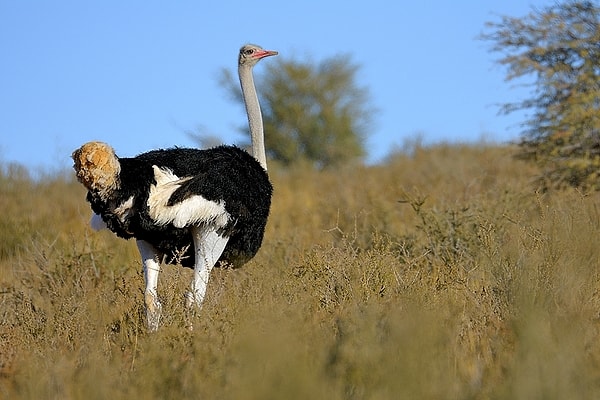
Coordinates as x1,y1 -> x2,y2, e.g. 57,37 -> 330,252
482,1 -> 600,190
220,54 -> 373,169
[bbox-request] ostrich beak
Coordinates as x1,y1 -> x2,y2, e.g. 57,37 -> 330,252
255,49 -> 278,59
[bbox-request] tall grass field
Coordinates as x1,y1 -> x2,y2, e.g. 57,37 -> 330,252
1,144 -> 600,399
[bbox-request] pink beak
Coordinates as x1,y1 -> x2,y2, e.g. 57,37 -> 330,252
254,49 -> 278,59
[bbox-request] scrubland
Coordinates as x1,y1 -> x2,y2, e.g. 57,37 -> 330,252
1,144 -> 600,399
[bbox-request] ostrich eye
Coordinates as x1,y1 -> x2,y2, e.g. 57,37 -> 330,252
244,48 -> 254,55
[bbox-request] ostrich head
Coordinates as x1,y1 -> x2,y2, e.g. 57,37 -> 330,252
72,141 -> 121,199
238,44 -> 278,67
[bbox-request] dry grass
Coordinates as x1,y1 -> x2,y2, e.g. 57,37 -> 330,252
2,144 -> 600,399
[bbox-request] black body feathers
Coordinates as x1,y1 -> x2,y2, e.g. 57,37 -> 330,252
86,145 -> 272,268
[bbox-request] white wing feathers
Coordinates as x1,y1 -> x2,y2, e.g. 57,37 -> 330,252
147,166 -> 230,229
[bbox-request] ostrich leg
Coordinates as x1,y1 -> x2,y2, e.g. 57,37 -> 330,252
137,240 -> 163,332
185,226 -> 229,309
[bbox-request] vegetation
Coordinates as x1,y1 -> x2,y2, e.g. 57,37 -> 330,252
220,54 -> 373,168
2,144 -> 600,399
482,0 -> 600,190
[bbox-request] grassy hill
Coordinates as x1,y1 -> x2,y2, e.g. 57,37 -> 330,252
1,144 -> 600,399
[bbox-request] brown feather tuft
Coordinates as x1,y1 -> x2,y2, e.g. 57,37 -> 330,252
72,141 -> 121,199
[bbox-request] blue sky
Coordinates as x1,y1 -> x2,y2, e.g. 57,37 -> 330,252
0,1 -> 550,173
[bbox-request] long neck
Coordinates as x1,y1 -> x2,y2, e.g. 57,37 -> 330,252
238,64 -> 267,171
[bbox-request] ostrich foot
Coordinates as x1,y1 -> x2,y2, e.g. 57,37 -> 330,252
184,291 -> 202,331
144,290 -> 162,332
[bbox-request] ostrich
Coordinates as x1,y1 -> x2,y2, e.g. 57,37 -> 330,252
72,44 -> 277,331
